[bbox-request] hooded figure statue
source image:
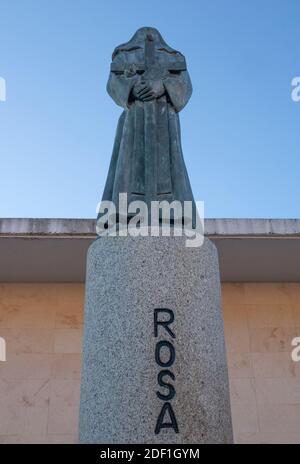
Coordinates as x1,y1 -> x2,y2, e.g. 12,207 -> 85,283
102,27 -> 195,224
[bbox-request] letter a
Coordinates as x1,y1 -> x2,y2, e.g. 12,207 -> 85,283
155,402 -> 179,434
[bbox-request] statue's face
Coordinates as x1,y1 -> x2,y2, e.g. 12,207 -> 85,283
111,27 -> 186,79
132,27 -> 163,44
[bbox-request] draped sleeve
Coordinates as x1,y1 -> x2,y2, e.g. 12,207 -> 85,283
106,72 -> 138,110
163,70 -> 192,112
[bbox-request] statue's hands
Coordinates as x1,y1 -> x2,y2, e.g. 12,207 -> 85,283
132,82 -> 145,100
133,79 -> 165,101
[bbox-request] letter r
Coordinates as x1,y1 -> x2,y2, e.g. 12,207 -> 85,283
154,308 -> 175,338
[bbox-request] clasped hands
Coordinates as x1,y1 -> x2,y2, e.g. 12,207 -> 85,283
132,79 -> 165,102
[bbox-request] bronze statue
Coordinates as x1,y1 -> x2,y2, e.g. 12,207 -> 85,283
102,27 -> 195,223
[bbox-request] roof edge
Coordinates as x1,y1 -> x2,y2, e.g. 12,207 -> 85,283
1,218 -> 300,238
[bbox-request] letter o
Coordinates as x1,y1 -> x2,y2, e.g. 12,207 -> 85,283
155,340 -> 175,367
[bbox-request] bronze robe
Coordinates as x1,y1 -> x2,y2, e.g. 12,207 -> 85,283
102,29 -> 195,220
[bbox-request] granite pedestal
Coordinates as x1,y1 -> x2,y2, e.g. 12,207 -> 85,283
79,233 -> 233,443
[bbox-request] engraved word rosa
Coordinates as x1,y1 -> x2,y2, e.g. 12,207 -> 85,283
154,308 -> 178,434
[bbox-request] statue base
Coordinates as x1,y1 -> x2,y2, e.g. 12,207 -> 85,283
79,233 -> 233,443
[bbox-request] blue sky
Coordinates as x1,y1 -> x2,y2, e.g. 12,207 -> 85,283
0,0 -> 300,219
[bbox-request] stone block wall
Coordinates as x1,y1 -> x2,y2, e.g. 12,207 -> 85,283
0,283 -> 300,443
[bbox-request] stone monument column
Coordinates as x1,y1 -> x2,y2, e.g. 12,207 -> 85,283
79,27 -> 233,444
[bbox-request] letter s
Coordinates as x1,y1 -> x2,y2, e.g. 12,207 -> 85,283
156,370 -> 175,401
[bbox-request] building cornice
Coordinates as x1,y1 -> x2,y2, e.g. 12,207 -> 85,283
1,218 -> 300,282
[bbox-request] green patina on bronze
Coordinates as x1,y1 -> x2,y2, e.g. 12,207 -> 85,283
102,27 -> 195,220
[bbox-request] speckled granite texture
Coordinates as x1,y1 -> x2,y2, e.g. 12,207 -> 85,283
79,234 -> 233,443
